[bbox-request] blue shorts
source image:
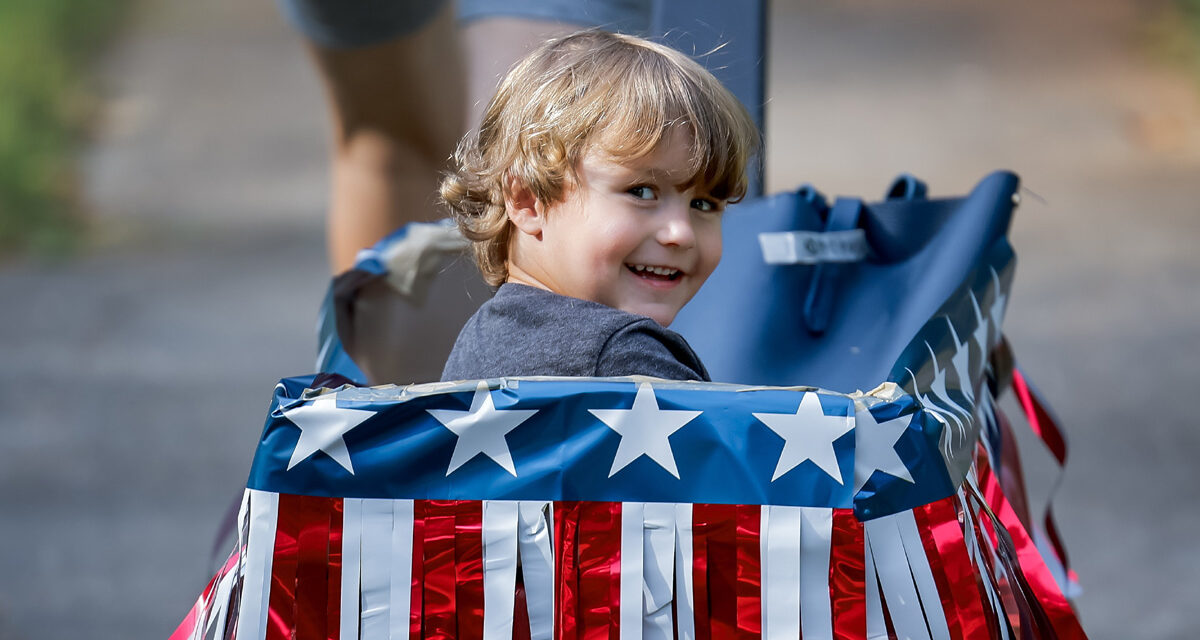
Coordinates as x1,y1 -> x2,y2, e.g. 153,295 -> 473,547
277,0 -> 651,49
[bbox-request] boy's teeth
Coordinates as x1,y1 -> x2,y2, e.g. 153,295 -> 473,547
632,264 -> 679,276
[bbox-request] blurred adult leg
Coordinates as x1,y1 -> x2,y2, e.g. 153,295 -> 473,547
294,3 -> 465,273
281,0 -> 652,273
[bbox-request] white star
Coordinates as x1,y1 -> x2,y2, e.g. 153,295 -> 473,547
753,392 -> 854,483
853,406 -> 916,493
590,383 -> 700,479
427,381 -> 537,477
284,393 -> 375,474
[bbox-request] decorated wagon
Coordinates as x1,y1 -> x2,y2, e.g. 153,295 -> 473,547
172,171 -> 1086,639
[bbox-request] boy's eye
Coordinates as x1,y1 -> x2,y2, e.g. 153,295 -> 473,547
691,198 -> 723,213
628,186 -> 656,200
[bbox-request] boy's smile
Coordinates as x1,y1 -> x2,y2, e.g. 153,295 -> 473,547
505,128 -> 724,326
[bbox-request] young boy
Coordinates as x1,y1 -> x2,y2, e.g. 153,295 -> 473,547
440,30 -> 758,382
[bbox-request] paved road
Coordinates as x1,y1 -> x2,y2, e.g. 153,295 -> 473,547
1,0 -> 1197,637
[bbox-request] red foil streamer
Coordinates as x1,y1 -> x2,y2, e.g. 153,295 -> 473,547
327,499 -> 343,640
957,495 -> 1006,637
734,505 -> 761,640
1011,368 -> 1066,464
422,500 -> 460,640
514,577 -> 532,640
690,505 -> 712,640
956,492 -> 1008,636
977,466 -> 1087,639
967,490 -> 1022,635
268,493 -> 302,640
295,496 -> 337,640
993,408 -> 1034,533
168,554 -> 229,640
914,497 -> 996,640
555,501 -> 581,640
915,497 -> 966,640
455,501 -> 485,640
411,502 -> 426,640
577,502 -> 622,640
695,503 -> 737,640
1011,368 -> 1077,585
830,508 -> 866,640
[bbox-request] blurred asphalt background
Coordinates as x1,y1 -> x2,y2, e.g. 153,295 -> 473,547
1,0 -> 1198,638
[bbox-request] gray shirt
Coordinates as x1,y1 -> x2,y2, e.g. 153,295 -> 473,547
441,283 -> 710,381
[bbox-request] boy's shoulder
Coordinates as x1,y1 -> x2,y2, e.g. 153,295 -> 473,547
441,284 -> 708,381
489,282 -> 636,332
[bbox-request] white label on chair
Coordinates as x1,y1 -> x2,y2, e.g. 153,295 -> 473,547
758,230 -> 869,265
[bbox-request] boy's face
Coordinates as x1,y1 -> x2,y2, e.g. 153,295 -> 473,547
506,128 -> 724,326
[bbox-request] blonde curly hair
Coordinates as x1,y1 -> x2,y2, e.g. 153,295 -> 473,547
440,30 -> 760,286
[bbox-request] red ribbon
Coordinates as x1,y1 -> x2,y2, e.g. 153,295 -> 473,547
455,502 -> 485,640
577,502 -> 622,640
690,505 -> 712,640
168,551 -> 238,640
411,502 -> 425,640
422,500 -> 460,640
694,503 -> 737,640
514,577 -> 532,640
1009,368 -> 1076,584
914,497 -> 996,640
993,407 -> 1034,533
554,501 -> 581,640
734,505 -> 762,640
1011,368 -> 1066,465
263,494 -> 342,640
295,495 -> 338,639
268,493 -> 301,640
327,498 -> 344,640
829,509 -> 866,640
977,463 -> 1088,639
968,481 -> 1024,635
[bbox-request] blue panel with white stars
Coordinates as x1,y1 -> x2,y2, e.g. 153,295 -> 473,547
247,375 -> 964,518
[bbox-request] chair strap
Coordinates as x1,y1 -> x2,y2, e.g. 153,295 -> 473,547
802,197 -> 864,334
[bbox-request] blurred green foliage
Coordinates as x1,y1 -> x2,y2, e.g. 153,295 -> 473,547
1162,0 -> 1200,74
0,0 -> 131,255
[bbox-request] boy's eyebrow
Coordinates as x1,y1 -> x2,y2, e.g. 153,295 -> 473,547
625,166 -> 689,183
624,170 -> 711,195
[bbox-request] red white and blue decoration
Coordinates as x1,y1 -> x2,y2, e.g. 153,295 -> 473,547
173,173 -> 1086,639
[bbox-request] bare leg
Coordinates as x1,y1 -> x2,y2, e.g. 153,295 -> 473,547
307,5 -> 464,273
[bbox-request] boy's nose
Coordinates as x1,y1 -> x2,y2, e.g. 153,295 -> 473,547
657,207 -> 696,248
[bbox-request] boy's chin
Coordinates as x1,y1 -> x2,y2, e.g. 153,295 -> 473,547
624,303 -> 680,327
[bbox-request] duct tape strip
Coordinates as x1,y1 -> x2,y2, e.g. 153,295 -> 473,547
674,503 -> 696,640
339,498 -> 362,640
390,500 -> 415,639
758,230 -> 869,265
799,507 -> 835,640
643,503 -> 677,640
238,490 -> 279,640
760,505 -> 801,640
518,502 -> 555,640
620,502 -> 645,640
483,501 -> 519,640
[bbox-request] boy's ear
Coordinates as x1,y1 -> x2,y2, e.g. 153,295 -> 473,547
505,174 -> 545,238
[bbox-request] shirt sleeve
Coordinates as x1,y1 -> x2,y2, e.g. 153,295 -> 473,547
594,319 -> 710,381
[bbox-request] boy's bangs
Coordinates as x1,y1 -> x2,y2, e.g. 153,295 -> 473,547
593,54 -> 750,202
